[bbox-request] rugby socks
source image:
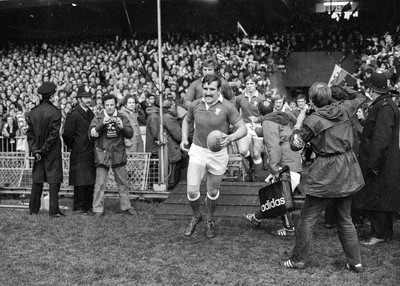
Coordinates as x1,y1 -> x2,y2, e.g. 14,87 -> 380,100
206,191 -> 219,222
253,158 -> 264,181
207,199 -> 217,222
189,199 -> 201,219
244,151 -> 254,169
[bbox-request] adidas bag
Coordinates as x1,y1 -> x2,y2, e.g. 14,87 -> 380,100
258,166 -> 294,218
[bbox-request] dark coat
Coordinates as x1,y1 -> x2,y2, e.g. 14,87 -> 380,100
354,94 -> 400,212
163,109 -> 182,163
291,103 -> 364,198
62,104 -> 96,186
145,106 -> 160,156
26,100 -> 63,184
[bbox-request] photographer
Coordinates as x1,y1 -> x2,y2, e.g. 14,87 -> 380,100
89,93 -> 137,217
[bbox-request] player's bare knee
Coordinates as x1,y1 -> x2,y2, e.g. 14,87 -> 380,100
207,189 -> 220,200
187,185 -> 200,201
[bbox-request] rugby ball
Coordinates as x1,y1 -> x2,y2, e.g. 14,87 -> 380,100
207,130 -> 224,152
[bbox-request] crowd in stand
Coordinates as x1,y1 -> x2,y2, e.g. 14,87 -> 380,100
0,14 -> 399,152
1,11 -> 399,271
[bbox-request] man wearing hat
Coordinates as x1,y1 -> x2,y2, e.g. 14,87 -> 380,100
26,82 -> 64,217
63,85 -> 96,213
355,72 -> 400,245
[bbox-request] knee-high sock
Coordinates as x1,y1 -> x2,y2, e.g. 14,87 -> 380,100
245,153 -> 254,169
190,199 -> 201,219
206,191 -> 219,222
207,199 -> 217,222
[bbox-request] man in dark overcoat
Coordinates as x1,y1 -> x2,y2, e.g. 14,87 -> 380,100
26,82 -> 64,217
161,99 -> 183,189
355,72 -> 400,245
63,85 -> 96,213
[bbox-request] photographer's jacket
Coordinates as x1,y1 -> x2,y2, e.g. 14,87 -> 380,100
89,110 -> 133,168
290,103 -> 364,198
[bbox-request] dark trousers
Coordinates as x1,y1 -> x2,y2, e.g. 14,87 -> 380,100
169,156 -> 189,188
290,195 -> 361,266
369,210 -> 394,239
73,185 -> 94,212
325,199 -> 366,226
29,183 -> 61,215
324,200 -> 338,225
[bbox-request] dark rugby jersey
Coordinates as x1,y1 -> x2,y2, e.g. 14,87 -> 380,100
187,95 -> 242,148
235,91 -> 266,123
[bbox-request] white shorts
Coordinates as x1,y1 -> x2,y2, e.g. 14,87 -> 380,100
188,144 -> 229,176
245,123 -> 263,140
290,171 -> 301,192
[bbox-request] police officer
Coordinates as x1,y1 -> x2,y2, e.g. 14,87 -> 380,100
63,85 -> 96,213
27,82 -> 64,217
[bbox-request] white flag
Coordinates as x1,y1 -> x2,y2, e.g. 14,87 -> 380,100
237,22 -> 248,36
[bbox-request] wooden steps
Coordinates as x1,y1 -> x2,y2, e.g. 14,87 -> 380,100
154,182 -> 305,220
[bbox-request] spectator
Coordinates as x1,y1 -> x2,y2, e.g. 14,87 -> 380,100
119,94 -> 144,152
2,114 -> 18,152
161,98 -> 183,190
89,94 -> 137,217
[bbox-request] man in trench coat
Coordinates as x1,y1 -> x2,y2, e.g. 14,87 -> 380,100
63,85 -> 96,213
355,72 -> 400,245
27,82 -> 64,217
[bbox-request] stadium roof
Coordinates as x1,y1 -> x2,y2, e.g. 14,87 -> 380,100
0,0 -> 382,10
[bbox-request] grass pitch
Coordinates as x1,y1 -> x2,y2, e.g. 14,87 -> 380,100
0,198 -> 399,286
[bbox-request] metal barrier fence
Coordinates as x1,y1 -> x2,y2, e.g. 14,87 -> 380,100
0,150 -> 154,192
0,136 -> 245,194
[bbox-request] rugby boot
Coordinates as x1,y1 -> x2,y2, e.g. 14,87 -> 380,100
184,216 -> 202,237
206,220 -> 216,238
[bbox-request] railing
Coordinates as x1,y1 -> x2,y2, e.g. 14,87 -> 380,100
0,136 -> 155,193
0,136 -> 245,196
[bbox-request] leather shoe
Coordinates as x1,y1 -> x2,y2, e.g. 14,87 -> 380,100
125,209 -> 138,215
360,237 -> 386,246
345,263 -> 363,273
87,212 -> 104,217
206,221 -> 216,238
50,212 -> 66,218
183,216 -> 202,237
